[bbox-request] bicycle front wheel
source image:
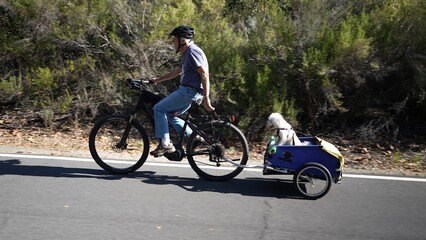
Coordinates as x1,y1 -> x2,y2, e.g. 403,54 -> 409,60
89,115 -> 150,174
186,121 -> 249,181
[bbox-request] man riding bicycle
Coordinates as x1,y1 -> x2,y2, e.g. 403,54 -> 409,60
150,26 -> 215,157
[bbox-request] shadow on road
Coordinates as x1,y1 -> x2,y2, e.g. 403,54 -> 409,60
0,159 -> 306,199
135,172 -> 306,200
0,159 -> 153,180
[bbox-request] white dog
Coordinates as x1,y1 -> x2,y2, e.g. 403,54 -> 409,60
267,113 -> 302,145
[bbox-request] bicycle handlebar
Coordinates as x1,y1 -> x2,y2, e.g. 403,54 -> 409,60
125,78 -> 153,91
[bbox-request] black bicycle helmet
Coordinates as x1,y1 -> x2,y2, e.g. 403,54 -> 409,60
170,26 -> 194,39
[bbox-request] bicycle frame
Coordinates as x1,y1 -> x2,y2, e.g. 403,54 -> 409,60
124,89 -> 215,154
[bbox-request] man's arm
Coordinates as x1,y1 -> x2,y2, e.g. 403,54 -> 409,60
197,66 -> 215,112
153,67 -> 182,83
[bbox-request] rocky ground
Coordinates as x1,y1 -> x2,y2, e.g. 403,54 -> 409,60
0,125 -> 424,177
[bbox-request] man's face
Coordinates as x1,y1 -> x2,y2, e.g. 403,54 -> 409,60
172,36 -> 180,50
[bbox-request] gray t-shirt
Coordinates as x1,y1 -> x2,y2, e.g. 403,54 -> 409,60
180,43 -> 208,90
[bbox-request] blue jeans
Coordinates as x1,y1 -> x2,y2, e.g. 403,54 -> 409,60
153,85 -> 203,140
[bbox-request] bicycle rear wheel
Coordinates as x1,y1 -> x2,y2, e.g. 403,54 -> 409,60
89,115 -> 149,174
186,121 -> 249,181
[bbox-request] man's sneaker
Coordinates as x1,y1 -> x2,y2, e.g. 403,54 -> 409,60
150,143 -> 176,157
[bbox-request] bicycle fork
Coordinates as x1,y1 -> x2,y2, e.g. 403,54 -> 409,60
116,114 -> 137,150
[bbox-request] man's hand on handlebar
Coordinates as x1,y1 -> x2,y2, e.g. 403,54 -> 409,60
150,77 -> 160,85
135,78 -> 153,85
125,78 -> 153,91
203,96 -> 215,112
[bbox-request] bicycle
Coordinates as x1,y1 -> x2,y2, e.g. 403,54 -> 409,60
88,78 -> 249,181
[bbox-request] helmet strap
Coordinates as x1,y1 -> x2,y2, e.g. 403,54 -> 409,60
176,37 -> 181,53
175,37 -> 192,53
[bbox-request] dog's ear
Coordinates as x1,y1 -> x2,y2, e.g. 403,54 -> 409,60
267,119 -> 277,128
267,114 -> 273,127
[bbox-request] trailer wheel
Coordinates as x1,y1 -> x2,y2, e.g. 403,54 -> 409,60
293,163 -> 332,199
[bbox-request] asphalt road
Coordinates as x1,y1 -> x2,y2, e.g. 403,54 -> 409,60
1,154 -> 425,240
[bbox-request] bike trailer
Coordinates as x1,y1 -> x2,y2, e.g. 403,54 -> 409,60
264,136 -> 344,183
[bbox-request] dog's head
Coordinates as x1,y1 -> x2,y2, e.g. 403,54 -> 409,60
267,112 -> 290,128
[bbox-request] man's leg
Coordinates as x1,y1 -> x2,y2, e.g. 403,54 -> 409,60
167,105 -> 192,137
153,88 -> 193,144
167,87 -> 204,137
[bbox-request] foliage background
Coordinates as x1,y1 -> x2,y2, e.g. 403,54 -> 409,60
1,0 -> 425,142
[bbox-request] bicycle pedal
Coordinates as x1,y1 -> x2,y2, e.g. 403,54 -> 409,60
164,150 -> 184,161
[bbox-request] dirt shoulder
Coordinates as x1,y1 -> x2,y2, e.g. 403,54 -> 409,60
0,126 -> 424,177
